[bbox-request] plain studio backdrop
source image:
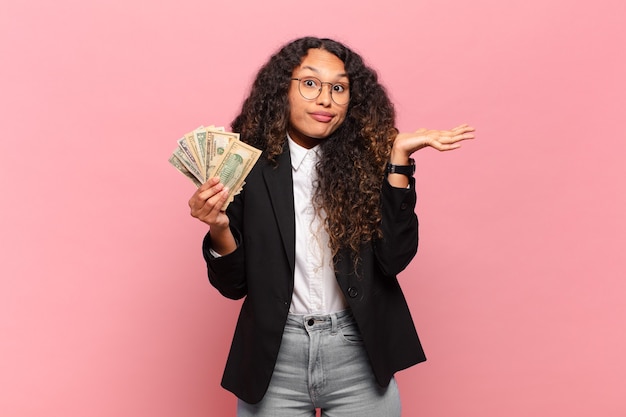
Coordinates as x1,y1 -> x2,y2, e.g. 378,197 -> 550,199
1,0 -> 624,415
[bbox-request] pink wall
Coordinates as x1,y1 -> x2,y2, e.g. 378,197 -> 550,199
1,0 -> 625,415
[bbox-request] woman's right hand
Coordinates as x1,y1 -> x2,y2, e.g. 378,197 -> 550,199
189,177 -> 230,229
189,177 -> 237,255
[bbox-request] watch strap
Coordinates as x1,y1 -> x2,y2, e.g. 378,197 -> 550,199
386,158 -> 415,177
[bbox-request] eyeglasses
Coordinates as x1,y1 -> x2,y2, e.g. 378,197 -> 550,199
291,77 -> 350,105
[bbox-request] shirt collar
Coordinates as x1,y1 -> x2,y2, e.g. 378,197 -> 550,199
287,134 -> 320,171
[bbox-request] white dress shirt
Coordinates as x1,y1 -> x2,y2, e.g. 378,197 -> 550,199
210,137 -> 348,314
288,136 -> 348,315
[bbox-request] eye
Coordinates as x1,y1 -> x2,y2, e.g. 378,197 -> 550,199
332,83 -> 347,93
301,78 -> 319,89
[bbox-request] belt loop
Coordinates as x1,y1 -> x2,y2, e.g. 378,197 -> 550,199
330,312 -> 338,335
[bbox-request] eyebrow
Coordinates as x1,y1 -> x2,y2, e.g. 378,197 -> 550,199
300,65 -> 348,80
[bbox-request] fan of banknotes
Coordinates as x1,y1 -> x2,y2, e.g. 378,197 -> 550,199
168,125 -> 262,209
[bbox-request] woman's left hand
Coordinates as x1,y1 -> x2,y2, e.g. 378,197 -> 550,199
391,124 -> 475,164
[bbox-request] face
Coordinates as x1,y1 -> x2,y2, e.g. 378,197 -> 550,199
287,48 -> 349,149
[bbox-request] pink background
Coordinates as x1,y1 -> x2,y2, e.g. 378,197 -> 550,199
1,0 -> 625,415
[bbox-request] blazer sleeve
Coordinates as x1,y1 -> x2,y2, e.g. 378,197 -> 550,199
202,191 -> 248,300
202,227 -> 247,300
373,177 -> 419,277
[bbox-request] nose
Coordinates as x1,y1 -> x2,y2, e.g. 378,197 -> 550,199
316,83 -> 333,106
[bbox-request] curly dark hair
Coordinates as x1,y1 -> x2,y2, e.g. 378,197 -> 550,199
232,37 -> 398,261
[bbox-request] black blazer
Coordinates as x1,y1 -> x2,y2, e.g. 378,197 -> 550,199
203,146 -> 426,404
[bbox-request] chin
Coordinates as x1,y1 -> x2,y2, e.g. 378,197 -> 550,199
312,128 -> 337,140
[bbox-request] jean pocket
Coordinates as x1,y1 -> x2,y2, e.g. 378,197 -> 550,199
338,323 -> 364,344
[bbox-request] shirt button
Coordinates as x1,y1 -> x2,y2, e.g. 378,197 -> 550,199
347,287 -> 359,298
307,319 -> 315,326
400,202 -> 408,210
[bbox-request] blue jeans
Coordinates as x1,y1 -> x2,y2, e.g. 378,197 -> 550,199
237,309 -> 401,417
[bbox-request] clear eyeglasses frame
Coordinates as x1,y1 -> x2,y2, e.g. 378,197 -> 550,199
290,77 -> 350,105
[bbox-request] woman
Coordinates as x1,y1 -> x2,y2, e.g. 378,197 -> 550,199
189,36 -> 474,416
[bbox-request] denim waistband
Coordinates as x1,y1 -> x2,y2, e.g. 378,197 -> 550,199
286,309 -> 355,333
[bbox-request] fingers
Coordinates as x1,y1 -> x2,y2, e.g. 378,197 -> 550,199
191,190 -> 229,225
189,178 -> 218,210
430,125 -> 475,151
451,124 -> 474,132
197,176 -> 221,194
198,180 -> 225,201
398,124 -> 476,153
449,125 -> 475,137
450,132 -> 475,143
189,177 -> 229,223
202,186 -> 230,218
430,141 -> 462,152
444,125 -> 476,143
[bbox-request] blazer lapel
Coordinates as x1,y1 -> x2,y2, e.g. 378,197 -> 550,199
263,147 -> 296,274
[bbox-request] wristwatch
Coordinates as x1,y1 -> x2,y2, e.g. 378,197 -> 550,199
386,158 -> 415,177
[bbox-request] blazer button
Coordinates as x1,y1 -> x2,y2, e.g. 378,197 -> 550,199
347,287 -> 359,298
400,202 -> 408,210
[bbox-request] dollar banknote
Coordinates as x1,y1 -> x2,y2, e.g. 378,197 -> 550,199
206,130 -> 239,179
210,140 -> 261,209
193,127 -> 207,174
168,153 -> 202,187
176,136 -> 203,181
172,146 -> 203,183
168,124 -> 261,210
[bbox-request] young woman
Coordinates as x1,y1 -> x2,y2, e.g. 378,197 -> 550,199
188,36 -> 474,416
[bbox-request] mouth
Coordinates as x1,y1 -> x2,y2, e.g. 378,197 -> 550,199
309,112 -> 334,123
